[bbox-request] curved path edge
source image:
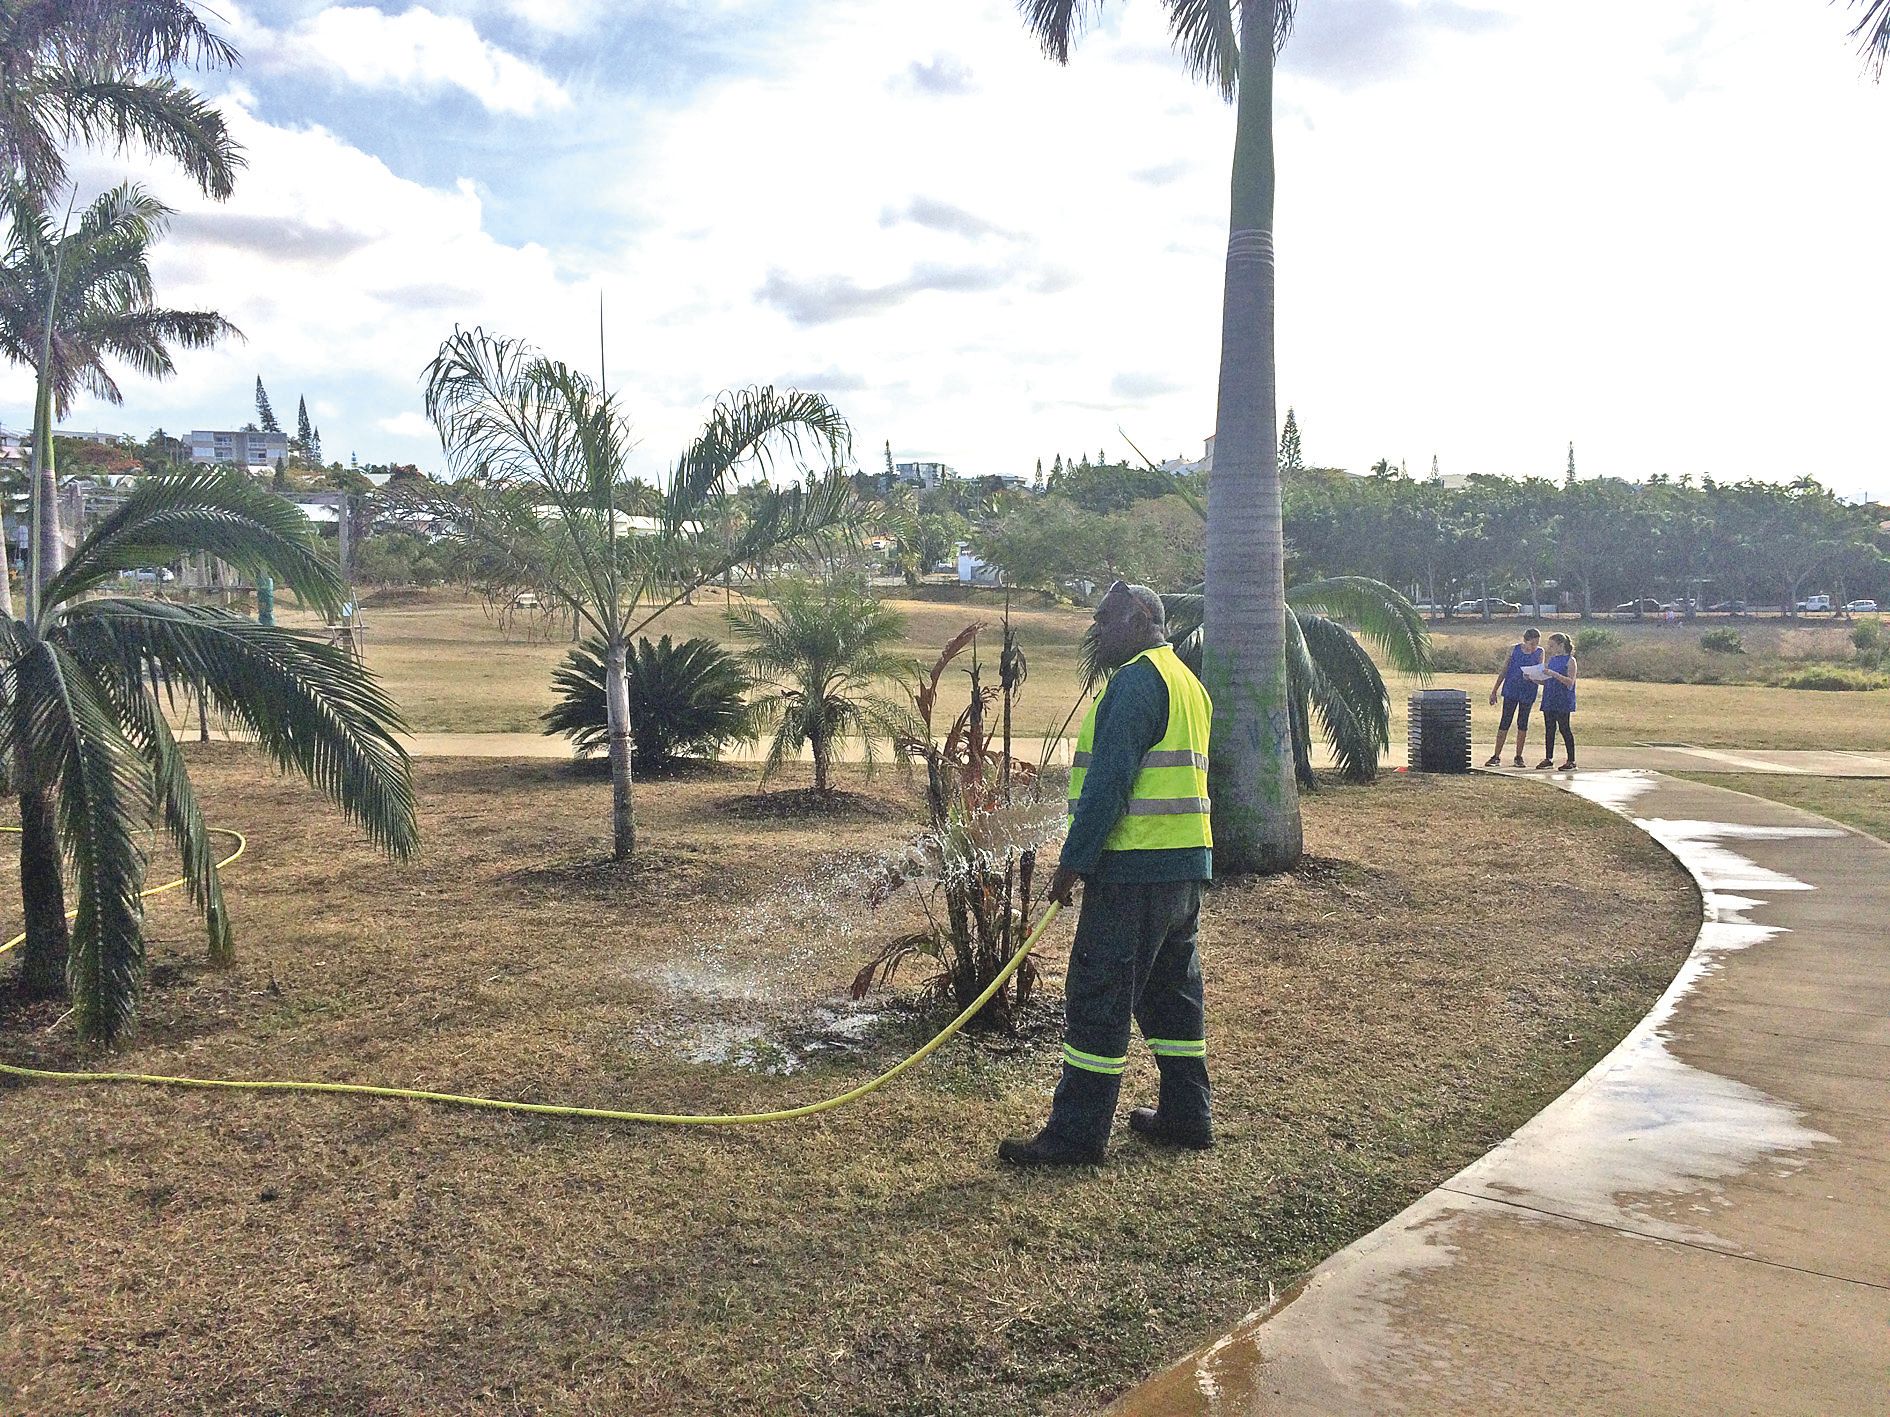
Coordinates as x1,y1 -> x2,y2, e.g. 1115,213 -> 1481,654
1106,770 -> 1890,1416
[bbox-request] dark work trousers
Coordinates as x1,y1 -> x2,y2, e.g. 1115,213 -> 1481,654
1043,878 -> 1210,1151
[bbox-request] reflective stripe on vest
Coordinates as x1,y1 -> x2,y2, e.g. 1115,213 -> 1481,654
1067,643 -> 1213,853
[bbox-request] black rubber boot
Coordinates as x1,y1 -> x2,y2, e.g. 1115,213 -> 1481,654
998,1130 -> 1106,1167
1127,1106 -> 1214,1151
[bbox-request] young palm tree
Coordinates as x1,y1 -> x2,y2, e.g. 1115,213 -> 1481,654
1019,0 -> 1303,871
2,469 -> 418,1042
0,180 -> 238,605
0,0 -> 242,199
727,581 -> 918,795
409,326 -> 857,859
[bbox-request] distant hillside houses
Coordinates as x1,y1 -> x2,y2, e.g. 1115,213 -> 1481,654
895,459 -> 954,489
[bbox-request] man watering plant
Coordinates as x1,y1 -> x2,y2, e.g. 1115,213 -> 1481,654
999,582 -> 1214,1167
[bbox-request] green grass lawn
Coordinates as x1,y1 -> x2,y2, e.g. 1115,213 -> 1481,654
278,591 -> 1890,751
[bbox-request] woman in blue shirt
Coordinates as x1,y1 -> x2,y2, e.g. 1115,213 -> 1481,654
1485,627 -> 1543,768
1537,632 -> 1578,770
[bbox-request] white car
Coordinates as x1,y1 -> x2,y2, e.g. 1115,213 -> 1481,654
1844,599 -> 1879,614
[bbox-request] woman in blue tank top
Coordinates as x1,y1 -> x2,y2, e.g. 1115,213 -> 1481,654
1537,632 -> 1578,770
1484,628 -> 1543,767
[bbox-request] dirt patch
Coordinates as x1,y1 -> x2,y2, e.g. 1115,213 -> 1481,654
0,753 -> 1696,1416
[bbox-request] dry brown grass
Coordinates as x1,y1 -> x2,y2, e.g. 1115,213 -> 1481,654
294,590 -> 1890,751
0,755 -> 1696,1416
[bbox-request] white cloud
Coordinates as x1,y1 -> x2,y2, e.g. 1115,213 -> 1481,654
6,0 -> 1886,499
378,411 -> 437,438
236,5 -> 570,115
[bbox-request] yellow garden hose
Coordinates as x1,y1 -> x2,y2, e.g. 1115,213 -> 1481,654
0,821 -> 1060,1126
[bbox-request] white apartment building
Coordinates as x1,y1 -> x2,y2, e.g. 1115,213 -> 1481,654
894,459 -> 955,490
190,428 -> 290,468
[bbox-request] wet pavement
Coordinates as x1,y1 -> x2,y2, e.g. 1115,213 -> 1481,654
1105,770 -> 1890,1416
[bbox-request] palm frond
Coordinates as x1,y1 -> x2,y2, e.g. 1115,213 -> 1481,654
34,73 -> 242,199
1296,609 -> 1391,782
90,662 -> 233,961
664,386 -> 851,526
42,467 -> 344,618
1845,0 -> 1890,80
15,640 -> 152,1043
1168,0 -> 1241,98
1016,1 -> 1105,63
1286,576 -> 1434,677
63,601 -> 418,858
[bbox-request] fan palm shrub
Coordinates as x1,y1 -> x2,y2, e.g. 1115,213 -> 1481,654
727,581 -> 918,794
2,468 -> 418,1042
406,326 -> 857,859
542,634 -> 755,768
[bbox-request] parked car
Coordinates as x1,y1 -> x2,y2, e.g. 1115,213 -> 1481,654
1796,595 -> 1834,613
511,591 -> 541,609
1611,598 -> 1663,616
1453,597 -> 1521,616
118,566 -> 175,585
1707,599 -> 1748,614
1844,599 -> 1880,614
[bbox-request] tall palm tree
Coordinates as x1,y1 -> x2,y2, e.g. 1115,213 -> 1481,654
1,181 -> 238,605
727,581 -> 917,795
1019,0 -> 1303,872
2,469 -> 418,1042
1845,1 -> 1890,78
0,0 -> 242,199
409,326 -> 858,859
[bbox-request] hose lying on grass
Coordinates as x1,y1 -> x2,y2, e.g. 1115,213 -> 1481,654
0,824 -> 1061,1126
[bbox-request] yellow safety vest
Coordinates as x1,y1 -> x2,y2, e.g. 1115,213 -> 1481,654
1068,643 -> 1213,853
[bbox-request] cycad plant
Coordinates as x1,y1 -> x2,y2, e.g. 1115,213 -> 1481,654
727,581 -> 917,794
542,633 -> 755,768
407,326 -> 857,859
2,469 -> 418,1042
1077,577 -> 1433,785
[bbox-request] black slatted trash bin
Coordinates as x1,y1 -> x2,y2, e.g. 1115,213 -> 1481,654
1407,688 -> 1471,773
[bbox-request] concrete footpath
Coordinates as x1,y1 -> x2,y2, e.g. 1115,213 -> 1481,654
1107,770 -> 1890,1415
331,735 -> 1890,777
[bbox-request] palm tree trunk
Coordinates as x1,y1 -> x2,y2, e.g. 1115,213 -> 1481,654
16,782 -> 70,995
33,380 -> 64,605
812,729 -> 831,795
0,510 -> 14,619
604,635 -> 635,860
1202,0 -> 1301,875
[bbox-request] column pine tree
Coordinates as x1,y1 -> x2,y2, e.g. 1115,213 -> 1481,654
1278,406 -> 1303,473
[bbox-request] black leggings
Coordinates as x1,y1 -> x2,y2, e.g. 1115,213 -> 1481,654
1542,710 -> 1575,761
1498,698 -> 1533,733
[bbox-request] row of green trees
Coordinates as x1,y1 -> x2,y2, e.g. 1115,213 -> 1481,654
1282,469 -> 1888,618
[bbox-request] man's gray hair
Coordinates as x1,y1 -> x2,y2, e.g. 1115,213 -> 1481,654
1124,583 -> 1166,630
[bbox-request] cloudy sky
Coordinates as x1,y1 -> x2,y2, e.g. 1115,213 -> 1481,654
6,0 -> 1888,499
